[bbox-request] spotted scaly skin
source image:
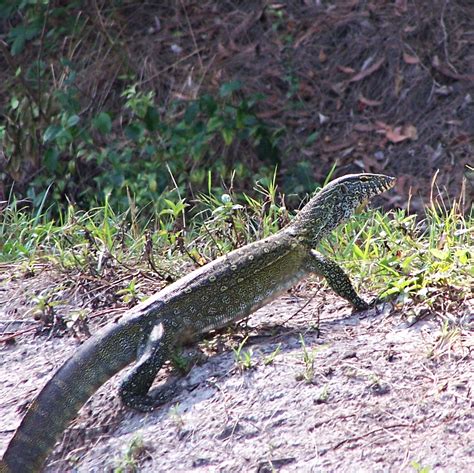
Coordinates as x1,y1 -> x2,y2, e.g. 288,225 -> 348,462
0,173 -> 395,473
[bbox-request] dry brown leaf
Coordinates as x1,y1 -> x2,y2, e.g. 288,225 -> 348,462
338,65 -> 356,74
330,82 -> 347,95
385,128 -> 407,143
358,94 -> 382,107
403,52 -> 420,64
375,121 -> 391,131
403,124 -> 418,140
450,134 -> 470,146
349,57 -> 385,83
385,124 -> 418,143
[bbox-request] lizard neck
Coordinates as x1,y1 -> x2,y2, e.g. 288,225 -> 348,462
286,206 -> 342,248
285,186 -> 357,248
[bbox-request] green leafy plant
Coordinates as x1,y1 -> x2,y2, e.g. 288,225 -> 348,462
30,293 -> 61,325
116,278 -> 140,306
2,1 -> 280,218
114,434 -> 149,473
410,460 -> 431,473
233,336 -> 254,371
263,344 -> 281,366
295,334 -> 319,383
168,403 -> 185,431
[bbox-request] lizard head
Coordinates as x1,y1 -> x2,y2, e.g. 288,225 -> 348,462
291,173 -> 395,245
327,173 -> 396,213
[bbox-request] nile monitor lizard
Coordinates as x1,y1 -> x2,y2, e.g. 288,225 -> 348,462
0,173 -> 395,472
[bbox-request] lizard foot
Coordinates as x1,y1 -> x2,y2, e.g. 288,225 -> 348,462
120,381 -> 178,412
352,297 -> 370,311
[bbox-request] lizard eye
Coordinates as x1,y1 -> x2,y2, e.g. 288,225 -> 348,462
340,184 -> 348,194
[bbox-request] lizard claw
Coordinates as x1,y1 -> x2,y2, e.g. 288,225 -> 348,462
352,298 -> 370,311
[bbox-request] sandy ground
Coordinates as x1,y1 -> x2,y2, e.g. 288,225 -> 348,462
0,272 -> 473,473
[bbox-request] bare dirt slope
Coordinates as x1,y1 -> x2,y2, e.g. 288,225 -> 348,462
1,272 -> 473,472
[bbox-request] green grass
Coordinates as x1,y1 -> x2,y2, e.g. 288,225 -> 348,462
1,180 -> 472,327
113,434 -> 150,473
322,197 -> 472,325
233,335 -> 254,371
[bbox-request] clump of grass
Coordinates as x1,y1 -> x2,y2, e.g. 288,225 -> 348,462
114,434 -> 151,473
0,196 -> 187,277
322,195 -> 472,326
233,336 -> 254,372
191,169 -> 288,258
168,403 -> 185,431
295,334 -> 323,383
263,343 -> 281,366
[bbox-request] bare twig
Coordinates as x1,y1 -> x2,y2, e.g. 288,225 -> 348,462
439,0 -> 456,73
179,0 -> 204,71
0,327 -> 39,343
331,423 -> 412,450
281,290 -> 320,325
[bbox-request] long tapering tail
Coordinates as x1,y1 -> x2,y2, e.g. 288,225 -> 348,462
0,316 -> 145,472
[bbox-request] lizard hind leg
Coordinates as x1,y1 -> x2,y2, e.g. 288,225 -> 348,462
118,322 -> 177,412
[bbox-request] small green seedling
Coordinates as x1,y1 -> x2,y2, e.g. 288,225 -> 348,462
263,344 -> 281,365
233,336 -> 254,371
114,434 -> 149,473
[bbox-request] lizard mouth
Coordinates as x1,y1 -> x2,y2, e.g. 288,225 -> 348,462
356,176 -> 395,213
356,199 -> 369,214
380,176 -> 396,192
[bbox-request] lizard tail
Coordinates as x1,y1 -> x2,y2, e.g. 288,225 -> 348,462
1,316 -> 145,473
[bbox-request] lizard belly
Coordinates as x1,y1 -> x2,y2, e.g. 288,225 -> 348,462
201,270 -> 307,333
186,265 -> 309,336
132,235 -> 309,342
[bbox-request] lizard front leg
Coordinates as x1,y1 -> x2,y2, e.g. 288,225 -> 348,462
118,322 -> 177,412
305,249 -> 369,310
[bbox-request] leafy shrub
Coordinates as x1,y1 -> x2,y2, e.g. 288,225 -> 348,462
1,2 -> 281,218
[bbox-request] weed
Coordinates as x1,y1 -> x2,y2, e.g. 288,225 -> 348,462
64,308 -> 90,332
264,344 -> 281,366
116,278 -> 140,306
425,320 -> 461,360
28,287 -> 65,326
295,334 -> 319,383
169,403 -> 185,431
314,385 -> 330,404
170,349 -> 193,375
410,460 -> 431,473
233,336 -> 254,372
114,434 -> 150,473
